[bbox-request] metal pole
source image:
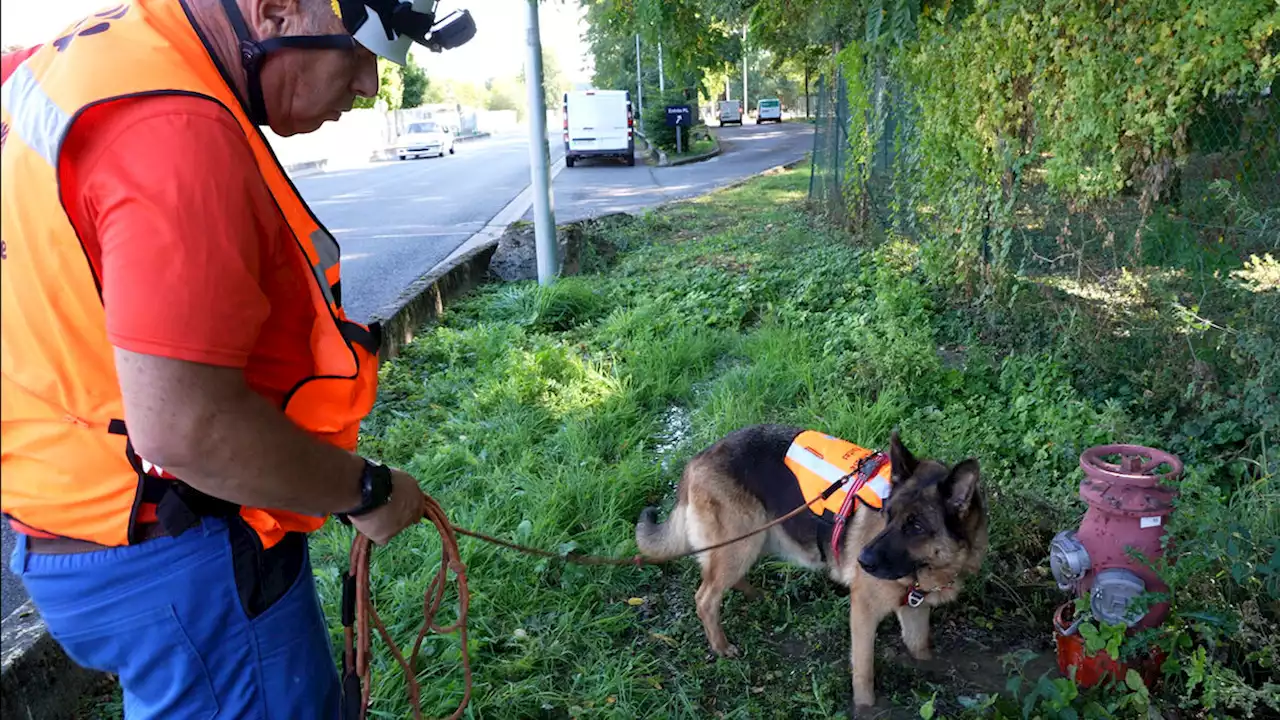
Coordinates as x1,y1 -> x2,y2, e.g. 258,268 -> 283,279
524,0 -> 557,285
635,33 -> 643,121
658,42 -> 665,95
742,25 -> 748,115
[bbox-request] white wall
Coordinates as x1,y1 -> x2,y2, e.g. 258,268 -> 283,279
263,108 -> 396,169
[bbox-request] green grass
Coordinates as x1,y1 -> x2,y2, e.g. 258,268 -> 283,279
304,163 -> 1279,719
673,135 -> 717,158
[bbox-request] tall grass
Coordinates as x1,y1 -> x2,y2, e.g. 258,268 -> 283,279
304,164 -> 1278,719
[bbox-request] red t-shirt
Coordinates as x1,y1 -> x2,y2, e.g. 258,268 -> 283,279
46,86 -> 317,405
4,46 -> 315,406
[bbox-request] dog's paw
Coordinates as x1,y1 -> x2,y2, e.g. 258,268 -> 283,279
849,683 -> 878,717
713,644 -> 740,659
908,646 -> 934,662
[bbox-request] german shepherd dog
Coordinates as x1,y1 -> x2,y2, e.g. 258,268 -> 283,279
635,425 -> 988,712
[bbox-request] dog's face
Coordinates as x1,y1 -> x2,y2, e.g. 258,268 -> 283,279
857,431 -> 983,581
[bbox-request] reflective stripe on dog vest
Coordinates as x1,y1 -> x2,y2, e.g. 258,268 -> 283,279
784,431 -> 892,518
0,0 -> 381,549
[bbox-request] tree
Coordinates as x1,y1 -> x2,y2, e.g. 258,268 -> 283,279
401,59 -> 428,109
485,76 -> 524,118
353,58 -> 403,110
520,51 -> 571,109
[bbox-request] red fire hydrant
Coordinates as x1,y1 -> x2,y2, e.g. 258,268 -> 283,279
1049,444 -> 1183,688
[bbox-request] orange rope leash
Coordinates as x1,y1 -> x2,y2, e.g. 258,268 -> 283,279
342,495 -> 471,720
341,460 -> 863,718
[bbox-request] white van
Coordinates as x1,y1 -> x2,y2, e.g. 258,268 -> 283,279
718,99 -> 744,126
562,90 -> 635,167
756,98 -> 782,123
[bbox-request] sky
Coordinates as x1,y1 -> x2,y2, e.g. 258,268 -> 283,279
1,0 -> 593,84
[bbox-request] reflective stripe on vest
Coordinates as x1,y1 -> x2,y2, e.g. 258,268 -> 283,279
0,0 -> 380,549
784,431 -> 892,518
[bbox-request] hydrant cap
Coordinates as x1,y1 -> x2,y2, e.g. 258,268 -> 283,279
1080,445 -> 1183,488
1090,568 -> 1148,627
1049,530 -> 1091,590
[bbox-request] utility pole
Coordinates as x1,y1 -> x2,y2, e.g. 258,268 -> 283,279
658,41 -> 665,95
634,33 -> 644,121
524,0 -> 557,285
741,24 -> 748,113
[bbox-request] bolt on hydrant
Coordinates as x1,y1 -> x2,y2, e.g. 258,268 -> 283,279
1048,444 -> 1183,689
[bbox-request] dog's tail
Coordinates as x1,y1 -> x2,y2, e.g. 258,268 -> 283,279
635,504 -> 691,560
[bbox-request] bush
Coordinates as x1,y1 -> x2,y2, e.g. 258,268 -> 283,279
642,89 -> 704,153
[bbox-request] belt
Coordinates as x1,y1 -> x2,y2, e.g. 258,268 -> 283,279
24,522 -> 171,555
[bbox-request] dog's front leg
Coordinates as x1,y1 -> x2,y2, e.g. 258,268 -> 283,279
896,604 -> 932,661
847,590 -> 882,710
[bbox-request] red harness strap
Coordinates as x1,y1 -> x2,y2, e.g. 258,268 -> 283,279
829,452 -> 889,563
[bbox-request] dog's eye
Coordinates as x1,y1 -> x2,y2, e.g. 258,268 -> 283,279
903,516 -> 926,536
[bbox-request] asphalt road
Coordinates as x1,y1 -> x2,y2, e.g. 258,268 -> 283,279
0,119 -> 814,624
541,121 -> 814,224
294,131 -> 566,323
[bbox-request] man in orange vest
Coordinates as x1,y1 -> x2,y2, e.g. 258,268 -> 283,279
1,0 -> 474,717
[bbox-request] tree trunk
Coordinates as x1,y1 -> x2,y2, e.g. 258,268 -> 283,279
804,66 -> 810,119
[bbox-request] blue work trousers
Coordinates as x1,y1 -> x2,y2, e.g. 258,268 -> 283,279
10,516 -> 340,719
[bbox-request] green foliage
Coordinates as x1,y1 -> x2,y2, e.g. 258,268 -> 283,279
642,89 -> 706,151
297,164 -> 1279,719
400,58 -> 428,109
353,57 -> 403,110
484,76 -> 524,115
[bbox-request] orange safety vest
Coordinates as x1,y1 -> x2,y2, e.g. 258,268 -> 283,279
0,0 -> 380,549
784,431 -> 892,519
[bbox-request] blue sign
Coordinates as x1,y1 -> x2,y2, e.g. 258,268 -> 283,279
665,105 -> 693,127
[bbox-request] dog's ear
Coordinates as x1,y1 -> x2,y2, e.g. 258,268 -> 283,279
889,429 -> 918,482
940,458 -> 980,516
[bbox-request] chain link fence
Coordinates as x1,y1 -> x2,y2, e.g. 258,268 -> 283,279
809,63 -> 1280,287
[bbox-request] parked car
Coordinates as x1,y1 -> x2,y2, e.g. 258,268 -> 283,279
562,89 -> 636,167
718,99 -> 744,126
756,98 -> 782,123
396,121 -> 455,160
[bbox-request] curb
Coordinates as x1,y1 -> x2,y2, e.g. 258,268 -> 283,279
633,132 -> 659,166
372,239 -> 500,362
282,158 -> 328,175
369,153 -> 567,361
287,133 -> 494,173
654,129 -> 721,167
2,602 -> 104,720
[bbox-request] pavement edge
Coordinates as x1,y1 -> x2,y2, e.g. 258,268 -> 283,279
2,601 -> 105,720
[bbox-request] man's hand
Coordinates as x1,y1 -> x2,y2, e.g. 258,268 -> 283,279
348,469 -> 426,545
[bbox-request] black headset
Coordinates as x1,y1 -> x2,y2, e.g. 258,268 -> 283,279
218,0 -> 475,125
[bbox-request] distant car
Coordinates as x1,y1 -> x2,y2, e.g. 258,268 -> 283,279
396,121 -> 455,160
756,98 -> 782,123
563,89 -> 636,167
718,99 -> 744,126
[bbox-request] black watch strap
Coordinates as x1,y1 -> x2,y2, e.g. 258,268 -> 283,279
335,459 -> 393,523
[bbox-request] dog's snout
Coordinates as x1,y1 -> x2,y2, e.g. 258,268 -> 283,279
857,547 -> 880,574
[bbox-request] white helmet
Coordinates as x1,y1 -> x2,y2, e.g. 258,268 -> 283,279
340,0 -> 477,66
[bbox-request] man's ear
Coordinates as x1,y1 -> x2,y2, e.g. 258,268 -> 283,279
940,459 -> 980,516
252,0 -> 306,38
889,429 -> 918,483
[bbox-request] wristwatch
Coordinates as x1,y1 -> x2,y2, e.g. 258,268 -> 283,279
336,459 -> 393,521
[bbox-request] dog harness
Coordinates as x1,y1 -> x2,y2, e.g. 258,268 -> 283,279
784,431 -> 892,563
